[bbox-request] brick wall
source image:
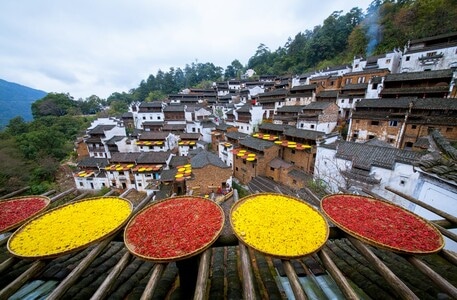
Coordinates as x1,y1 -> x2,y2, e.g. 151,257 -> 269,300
186,165 -> 232,195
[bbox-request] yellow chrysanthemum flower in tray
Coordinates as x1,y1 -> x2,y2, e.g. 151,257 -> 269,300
7,197 -> 133,259
230,193 -> 329,258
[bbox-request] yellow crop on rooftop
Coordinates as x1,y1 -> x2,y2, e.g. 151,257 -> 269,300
8,197 -> 132,259
231,193 -> 328,258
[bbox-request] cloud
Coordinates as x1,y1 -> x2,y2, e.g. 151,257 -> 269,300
0,0 -> 373,99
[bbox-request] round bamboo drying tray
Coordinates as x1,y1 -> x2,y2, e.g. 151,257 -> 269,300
321,194 -> 444,255
7,196 -> 133,259
230,193 -> 329,259
124,196 -> 225,263
0,195 -> 51,234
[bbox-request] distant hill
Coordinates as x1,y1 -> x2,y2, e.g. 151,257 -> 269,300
0,79 -> 47,128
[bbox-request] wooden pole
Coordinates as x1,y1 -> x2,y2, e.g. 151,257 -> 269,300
282,260 -> 308,300
0,187 -> 30,199
47,238 -> 112,300
317,248 -> 359,299
0,257 -> 18,275
140,263 -> 166,300
441,249 -> 457,266
348,237 -> 419,300
406,256 -> 457,298
0,260 -> 46,299
90,251 -> 132,300
193,249 -> 212,300
239,244 -> 257,300
385,186 -> 457,224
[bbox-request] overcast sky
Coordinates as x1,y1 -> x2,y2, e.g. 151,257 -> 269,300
1,0 -> 373,99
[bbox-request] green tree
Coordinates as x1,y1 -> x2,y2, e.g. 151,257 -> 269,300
31,93 -> 77,118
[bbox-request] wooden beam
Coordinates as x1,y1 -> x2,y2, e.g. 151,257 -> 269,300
193,249 -> 212,300
440,249 -> 457,266
239,244 -> 257,300
49,188 -> 77,203
282,260 -> 308,300
0,260 -> 46,299
47,238 -> 112,300
317,248 -> 359,299
348,237 -> 419,300
407,256 -> 457,298
140,263 -> 166,300
90,251 -> 132,300
0,187 -> 30,199
0,257 -> 18,275
385,186 -> 457,224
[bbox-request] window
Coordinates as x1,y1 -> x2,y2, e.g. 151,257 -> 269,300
357,77 -> 366,83
427,51 -> 437,57
270,167 -> 274,171
411,125 -> 417,129
368,135 -> 375,139
446,127 -> 453,132
389,120 -> 398,126
371,121 -> 379,126
345,78 -> 351,84
291,150 -> 295,154
157,116 -> 161,120
355,64 -> 359,68
355,120 -> 360,124
79,182 -> 84,187
405,56 -> 410,61
252,164 -> 255,168
142,116 -> 146,120
311,125 -> 315,129
388,138 -> 395,144
341,99 -> 345,103
386,59 -> 391,63
138,183 -> 142,187
235,167 -> 238,171
300,123 -> 304,128
372,83 -> 378,89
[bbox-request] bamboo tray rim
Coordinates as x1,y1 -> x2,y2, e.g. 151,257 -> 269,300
320,193 -> 445,255
7,196 -> 133,260
124,195 -> 225,263
230,193 -> 329,259
0,195 -> 51,234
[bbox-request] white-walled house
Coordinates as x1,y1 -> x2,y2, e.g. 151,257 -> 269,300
401,32 -> 457,72
84,118 -> 127,159
314,140 -> 422,206
226,104 -> 264,135
352,50 -> 402,73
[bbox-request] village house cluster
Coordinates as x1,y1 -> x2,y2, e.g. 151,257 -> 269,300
74,32 -> 457,217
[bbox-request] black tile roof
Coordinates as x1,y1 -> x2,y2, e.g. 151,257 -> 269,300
317,90 -> 338,98
276,105 -> 306,113
136,151 -> 172,164
110,152 -> 141,163
77,157 -> 110,168
179,133 -> 201,140
216,123 -> 235,131
342,83 -> 369,91
258,123 -> 292,132
334,141 -> 422,170
225,132 -> 248,142
239,136 -> 275,151
87,125 -> 116,135
104,136 -> 125,145
355,98 -> 412,109
384,69 -> 453,82
304,102 -> 334,110
283,127 -> 325,140
163,104 -> 185,112
169,155 -> 190,168
290,84 -> 317,91
190,149 -> 229,169
139,102 -> 163,108
138,132 -> 169,140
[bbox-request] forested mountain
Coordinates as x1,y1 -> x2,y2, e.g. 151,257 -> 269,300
0,79 -> 47,128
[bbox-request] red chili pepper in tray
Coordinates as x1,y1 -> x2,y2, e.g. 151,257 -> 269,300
0,197 -> 49,233
321,194 -> 444,254
124,196 -> 224,261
